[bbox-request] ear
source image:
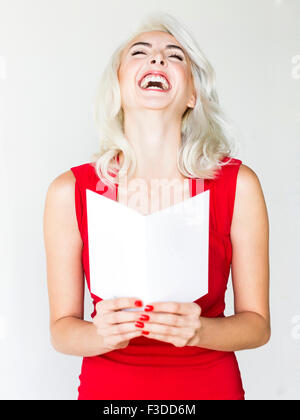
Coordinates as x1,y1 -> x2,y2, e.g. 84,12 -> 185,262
187,91 -> 196,109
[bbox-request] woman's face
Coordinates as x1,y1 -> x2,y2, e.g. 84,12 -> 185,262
118,31 -> 196,116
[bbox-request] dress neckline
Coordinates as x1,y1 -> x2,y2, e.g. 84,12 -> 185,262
113,153 -> 204,217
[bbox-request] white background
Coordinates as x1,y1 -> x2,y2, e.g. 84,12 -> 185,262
0,0 -> 299,400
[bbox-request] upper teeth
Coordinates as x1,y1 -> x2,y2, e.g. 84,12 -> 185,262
140,74 -> 170,90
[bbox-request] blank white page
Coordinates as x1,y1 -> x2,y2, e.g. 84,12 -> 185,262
86,188 -> 210,309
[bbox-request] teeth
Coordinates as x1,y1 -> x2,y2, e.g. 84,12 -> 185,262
140,74 -> 169,90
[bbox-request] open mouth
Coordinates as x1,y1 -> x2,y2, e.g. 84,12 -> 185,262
138,74 -> 171,92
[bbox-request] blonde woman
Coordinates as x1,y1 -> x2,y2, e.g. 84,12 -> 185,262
43,12 -> 270,400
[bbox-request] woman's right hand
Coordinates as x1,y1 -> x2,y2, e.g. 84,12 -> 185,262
93,297 -> 146,350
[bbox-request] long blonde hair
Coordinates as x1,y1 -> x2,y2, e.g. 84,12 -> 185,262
91,11 -> 239,188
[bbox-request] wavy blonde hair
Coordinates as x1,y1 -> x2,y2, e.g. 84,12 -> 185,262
91,11 -> 239,188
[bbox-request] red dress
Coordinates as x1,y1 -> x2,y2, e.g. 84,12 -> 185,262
70,156 -> 245,400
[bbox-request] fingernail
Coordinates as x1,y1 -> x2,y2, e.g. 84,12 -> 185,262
135,321 -> 144,328
142,331 -> 149,335
139,314 -> 150,321
144,305 -> 154,312
134,300 -> 143,307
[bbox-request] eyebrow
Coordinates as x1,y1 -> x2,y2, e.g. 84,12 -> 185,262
129,42 -> 185,55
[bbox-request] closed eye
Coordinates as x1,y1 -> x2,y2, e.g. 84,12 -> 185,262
131,51 -> 184,61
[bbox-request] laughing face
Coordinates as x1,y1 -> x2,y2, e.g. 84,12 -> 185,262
118,31 -> 196,116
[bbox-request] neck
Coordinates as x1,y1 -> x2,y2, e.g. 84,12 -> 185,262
119,110 -> 184,180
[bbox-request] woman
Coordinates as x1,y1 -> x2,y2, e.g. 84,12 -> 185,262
43,12 -> 270,400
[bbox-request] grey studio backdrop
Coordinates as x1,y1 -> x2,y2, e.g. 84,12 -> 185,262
0,0 -> 299,400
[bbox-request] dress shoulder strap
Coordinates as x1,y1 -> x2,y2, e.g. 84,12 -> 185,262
70,161 -> 118,240
208,157 -> 242,235
70,163 -> 92,241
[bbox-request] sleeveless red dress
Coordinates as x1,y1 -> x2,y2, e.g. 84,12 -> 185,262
70,156 -> 245,400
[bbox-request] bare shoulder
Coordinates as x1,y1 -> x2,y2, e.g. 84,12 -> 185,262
43,169 -> 78,234
234,163 -> 267,206
46,169 -> 76,197
236,163 -> 262,191
231,163 -> 269,237
44,169 -> 77,210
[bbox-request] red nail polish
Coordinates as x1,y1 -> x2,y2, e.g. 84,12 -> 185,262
134,300 -> 143,307
144,305 -> 154,312
142,331 -> 149,335
135,321 -> 144,328
139,314 -> 150,321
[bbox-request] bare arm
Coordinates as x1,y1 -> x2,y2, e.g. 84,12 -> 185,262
43,170 -> 112,357
196,164 -> 271,351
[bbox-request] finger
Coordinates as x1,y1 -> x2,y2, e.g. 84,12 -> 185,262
139,312 -> 198,327
104,309 -> 144,325
144,301 -> 201,316
141,332 -> 186,347
100,321 -> 144,336
104,330 -> 143,348
137,322 -> 195,339
98,297 -> 144,314
115,330 -> 143,340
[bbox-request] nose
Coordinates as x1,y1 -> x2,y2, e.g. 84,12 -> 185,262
150,57 -> 165,65
149,52 -> 166,66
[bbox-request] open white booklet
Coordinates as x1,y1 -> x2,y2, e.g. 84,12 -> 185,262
86,187 -> 210,311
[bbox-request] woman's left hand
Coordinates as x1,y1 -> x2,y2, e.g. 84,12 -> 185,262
135,301 -> 203,347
